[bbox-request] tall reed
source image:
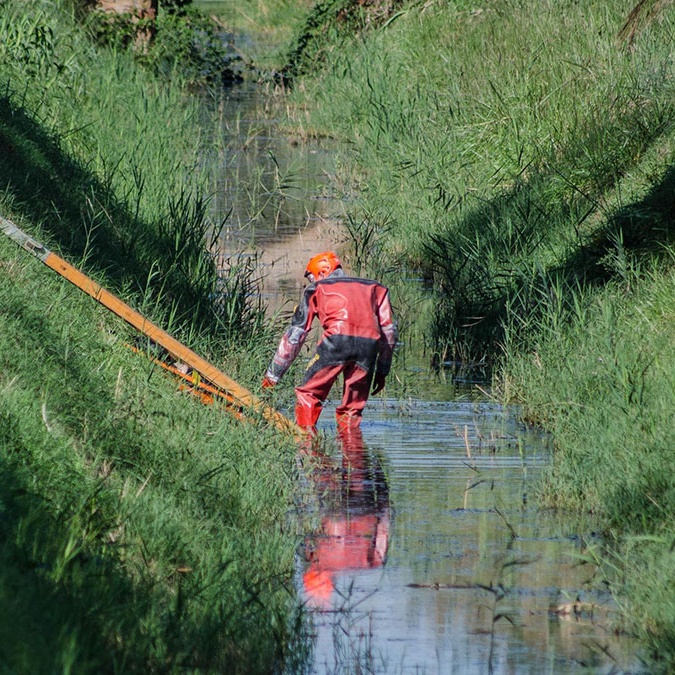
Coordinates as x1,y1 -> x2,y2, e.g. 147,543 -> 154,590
0,0 -> 268,346
287,0 -> 675,362
500,253 -> 675,670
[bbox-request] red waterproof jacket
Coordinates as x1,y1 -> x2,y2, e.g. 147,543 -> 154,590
265,269 -> 397,384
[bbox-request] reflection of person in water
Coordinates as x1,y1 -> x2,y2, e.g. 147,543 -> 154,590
302,424 -> 390,609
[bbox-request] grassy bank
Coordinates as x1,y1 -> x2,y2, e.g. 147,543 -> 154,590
285,0 -> 674,353
0,232 -> 303,672
0,0 -> 305,671
269,0 -> 675,668
501,255 -> 675,668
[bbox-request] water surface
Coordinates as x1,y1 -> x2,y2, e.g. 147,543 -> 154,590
295,396 -> 641,674
205,83 -> 343,313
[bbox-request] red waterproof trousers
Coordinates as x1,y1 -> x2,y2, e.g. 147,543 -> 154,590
295,362 -> 372,430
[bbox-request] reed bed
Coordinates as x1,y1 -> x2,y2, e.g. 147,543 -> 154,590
287,0 -> 675,357
0,0 -> 257,342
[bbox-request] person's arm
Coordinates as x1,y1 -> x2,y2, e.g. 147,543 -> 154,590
371,288 -> 398,395
263,286 -> 315,386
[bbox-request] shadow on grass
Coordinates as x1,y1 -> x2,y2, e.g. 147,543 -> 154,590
423,147 -> 675,361
0,280 -> 290,672
281,0 -> 406,84
0,453 -> 146,673
0,94 -> 218,335
0,271 -> 166,670
564,163 -> 675,279
0,95 -> 144,282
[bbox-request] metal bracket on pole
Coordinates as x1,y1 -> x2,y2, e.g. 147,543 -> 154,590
1,216 -> 51,262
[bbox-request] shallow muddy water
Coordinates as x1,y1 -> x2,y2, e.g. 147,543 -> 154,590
295,398 -> 642,674
206,83 -> 344,314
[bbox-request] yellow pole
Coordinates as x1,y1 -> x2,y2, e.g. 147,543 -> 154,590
1,216 -> 300,435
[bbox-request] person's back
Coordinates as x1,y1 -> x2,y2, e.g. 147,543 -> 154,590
263,252 -> 397,432
311,274 -> 391,341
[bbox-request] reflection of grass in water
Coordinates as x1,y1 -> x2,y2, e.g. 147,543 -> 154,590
309,583 -> 393,675
193,0 -> 315,71
480,509 -> 529,675
300,405 -> 634,673
480,511 -> 628,675
241,151 -> 308,231
213,100 -> 336,245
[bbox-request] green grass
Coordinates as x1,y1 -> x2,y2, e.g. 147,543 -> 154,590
286,0 -> 675,360
0,0 -> 309,671
0,0 -> 271,344
502,258 -> 675,525
0,231 -> 303,672
500,256 -> 675,671
4,0 -> 675,668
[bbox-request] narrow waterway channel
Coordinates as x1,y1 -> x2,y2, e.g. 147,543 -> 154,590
297,398 -> 640,674
204,82 -> 343,315
206,84 -> 643,674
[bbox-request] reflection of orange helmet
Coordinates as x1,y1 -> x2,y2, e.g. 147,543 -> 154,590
303,567 -> 334,608
305,251 -> 341,280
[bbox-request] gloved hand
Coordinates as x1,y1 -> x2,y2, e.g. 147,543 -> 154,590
371,372 -> 386,396
262,376 -> 277,390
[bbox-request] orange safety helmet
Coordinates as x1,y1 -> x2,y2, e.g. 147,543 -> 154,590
303,566 -> 334,608
304,251 -> 342,280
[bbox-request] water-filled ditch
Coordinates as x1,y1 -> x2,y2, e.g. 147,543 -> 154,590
296,398 -> 640,674
205,82 -> 342,315
207,83 -> 643,674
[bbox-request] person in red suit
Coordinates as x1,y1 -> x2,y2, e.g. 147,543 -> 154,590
262,251 -> 398,433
